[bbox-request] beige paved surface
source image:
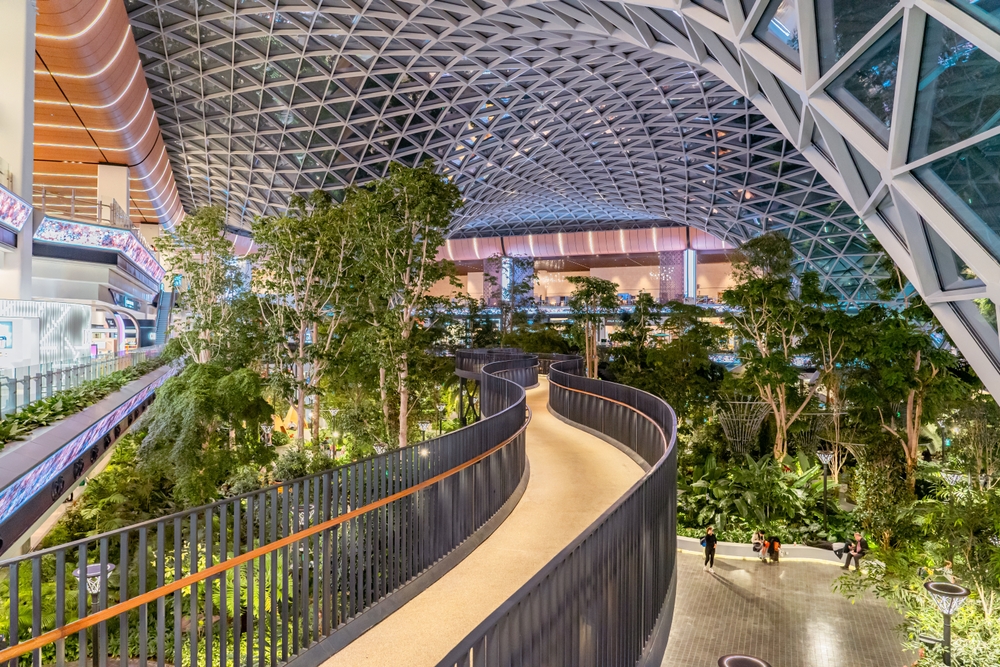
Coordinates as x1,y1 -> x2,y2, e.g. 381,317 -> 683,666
322,378 -> 643,667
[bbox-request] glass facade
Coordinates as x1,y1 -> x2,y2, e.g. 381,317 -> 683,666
827,21 -> 902,144
908,16 -> 1000,162
816,0 -> 899,74
753,0 -> 801,67
916,133 -> 1000,258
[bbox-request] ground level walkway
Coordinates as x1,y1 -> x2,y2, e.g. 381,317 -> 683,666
662,551 -> 915,667
322,378 -> 643,666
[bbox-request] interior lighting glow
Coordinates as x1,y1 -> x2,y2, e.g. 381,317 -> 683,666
35,0 -> 113,41
36,27 -> 132,80
34,61 -> 144,110
35,216 -> 166,282
0,184 -> 32,232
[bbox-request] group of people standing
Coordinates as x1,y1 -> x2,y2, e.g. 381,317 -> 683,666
700,527 -> 870,572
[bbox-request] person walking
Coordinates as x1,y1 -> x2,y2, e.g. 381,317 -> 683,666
702,525 -> 718,573
842,532 -> 868,571
752,529 -> 766,562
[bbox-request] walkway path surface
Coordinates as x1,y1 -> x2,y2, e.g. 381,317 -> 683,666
322,378 -> 643,667
662,551 -> 915,667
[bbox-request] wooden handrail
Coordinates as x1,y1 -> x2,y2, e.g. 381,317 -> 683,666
0,411 -> 530,663
551,378 -> 669,450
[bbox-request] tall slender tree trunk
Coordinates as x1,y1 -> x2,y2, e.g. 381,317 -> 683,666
379,366 -> 390,435
296,324 -> 306,446
312,394 -> 321,443
398,352 -> 409,449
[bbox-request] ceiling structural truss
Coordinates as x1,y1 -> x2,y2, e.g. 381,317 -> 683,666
126,0 -> 1000,396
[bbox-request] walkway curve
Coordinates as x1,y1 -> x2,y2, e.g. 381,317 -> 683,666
321,378 -> 644,666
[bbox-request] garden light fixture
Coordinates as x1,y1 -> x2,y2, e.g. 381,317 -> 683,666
418,421 -> 431,440
924,581 -> 970,666
817,450 -> 833,533
718,656 -> 772,667
940,470 -> 965,487
72,563 -> 116,667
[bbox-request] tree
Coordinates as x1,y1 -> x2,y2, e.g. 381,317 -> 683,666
158,206 -> 247,363
351,161 -> 462,449
949,396 -> 1000,490
852,306 -> 968,492
723,232 -> 832,460
483,254 -> 537,346
567,276 -> 620,378
252,191 -> 356,445
609,292 -> 662,375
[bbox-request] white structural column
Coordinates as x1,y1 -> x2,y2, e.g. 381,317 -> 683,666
0,0 -> 34,300
97,164 -> 131,222
683,249 -> 697,300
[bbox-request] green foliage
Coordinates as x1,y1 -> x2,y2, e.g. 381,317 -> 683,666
158,205 -> 249,363
566,275 -> 620,378
677,453 -> 852,541
0,358 -> 165,450
273,448 -> 311,482
139,362 -> 275,507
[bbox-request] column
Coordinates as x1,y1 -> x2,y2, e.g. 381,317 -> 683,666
658,250 -> 684,304
684,248 -> 697,300
0,0 -> 36,300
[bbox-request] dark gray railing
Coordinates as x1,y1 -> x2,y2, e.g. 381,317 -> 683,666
0,358 -> 535,667
454,348 -> 525,378
439,356 -> 678,667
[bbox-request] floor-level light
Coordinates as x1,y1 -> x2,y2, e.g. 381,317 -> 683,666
718,656 -> 772,667
924,580 -> 970,666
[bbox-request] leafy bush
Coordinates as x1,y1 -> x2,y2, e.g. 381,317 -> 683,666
678,453 -> 853,543
225,465 -> 264,496
273,448 -> 310,482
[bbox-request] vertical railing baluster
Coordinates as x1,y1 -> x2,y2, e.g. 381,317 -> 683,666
205,508 -> 214,667
31,558 -> 41,667
219,504 -> 229,667
118,532 -> 128,667
156,526 -> 165,667
55,551 -> 66,667
137,528 -> 147,667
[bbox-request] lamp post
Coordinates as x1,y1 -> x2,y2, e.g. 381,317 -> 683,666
437,402 -> 446,434
924,581 -> 970,665
718,656 -> 772,667
261,423 -> 273,446
72,563 -> 116,667
327,408 -> 340,456
817,450 -> 834,534
418,421 -> 431,441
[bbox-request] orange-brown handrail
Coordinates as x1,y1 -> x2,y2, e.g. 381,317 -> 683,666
0,411 -> 530,664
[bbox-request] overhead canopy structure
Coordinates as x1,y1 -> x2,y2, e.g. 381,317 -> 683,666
122,0 -> 1000,395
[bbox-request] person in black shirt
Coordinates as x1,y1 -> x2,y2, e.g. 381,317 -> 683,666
702,526 -> 718,573
842,532 -> 869,571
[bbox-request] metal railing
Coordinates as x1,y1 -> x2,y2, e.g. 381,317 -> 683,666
33,186 -> 156,255
454,348 -> 525,378
440,356 -> 678,667
0,348 -> 163,419
0,356 -> 535,667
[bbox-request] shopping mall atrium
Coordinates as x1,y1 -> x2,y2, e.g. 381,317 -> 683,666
0,0 -> 998,665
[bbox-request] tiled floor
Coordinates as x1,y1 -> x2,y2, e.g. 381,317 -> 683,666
662,552 -> 915,667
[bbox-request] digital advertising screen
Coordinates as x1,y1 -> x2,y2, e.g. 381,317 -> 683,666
0,183 -> 31,233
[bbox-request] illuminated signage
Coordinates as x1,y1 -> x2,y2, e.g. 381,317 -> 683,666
0,183 -> 31,232
0,368 -> 176,526
35,216 -> 165,282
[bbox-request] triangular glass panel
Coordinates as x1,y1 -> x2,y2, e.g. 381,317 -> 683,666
846,143 -> 882,196
692,0 -> 727,18
810,123 -> 833,164
907,16 -> 1000,162
753,0 -> 801,67
826,20 -> 902,145
914,132 -> 1000,259
923,217 -> 983,291
948,0 -> 1000,35
776,78 -> 802,119
816,0 -> 898,74
875,196 -> 907,250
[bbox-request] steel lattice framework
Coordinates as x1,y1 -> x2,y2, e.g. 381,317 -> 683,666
125,0 -> 1000,396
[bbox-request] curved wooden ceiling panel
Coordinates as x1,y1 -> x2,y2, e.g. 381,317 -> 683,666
33,0 -> 183,227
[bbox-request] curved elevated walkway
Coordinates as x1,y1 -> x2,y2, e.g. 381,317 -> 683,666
321,378 -> 643,666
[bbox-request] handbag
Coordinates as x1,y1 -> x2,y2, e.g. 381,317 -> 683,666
700,537 -> 706,547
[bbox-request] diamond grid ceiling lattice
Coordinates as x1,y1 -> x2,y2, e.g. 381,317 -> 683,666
124,0 -> 886,303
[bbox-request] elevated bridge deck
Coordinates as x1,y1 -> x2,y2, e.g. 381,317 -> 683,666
320,379 -> 643,666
